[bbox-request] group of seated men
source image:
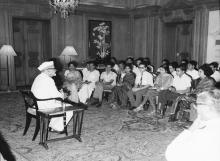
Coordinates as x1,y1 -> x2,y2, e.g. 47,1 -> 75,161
31,56 -> 220,132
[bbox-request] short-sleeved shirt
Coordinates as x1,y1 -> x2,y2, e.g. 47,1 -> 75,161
135,71 -> 154,86
187,69 -> 199,80
211,71 -> 220,82
86,70 -> 100,83
100,71 -> 117,86
172,73 -> 191,92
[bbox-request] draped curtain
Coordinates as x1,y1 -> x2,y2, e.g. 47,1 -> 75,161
192,7 -> 209,65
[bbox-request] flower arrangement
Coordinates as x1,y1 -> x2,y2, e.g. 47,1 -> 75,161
92,22 -> 111,59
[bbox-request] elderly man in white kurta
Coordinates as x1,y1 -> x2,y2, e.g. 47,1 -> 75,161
78,61 -> 100,104
31,61 -> 72,132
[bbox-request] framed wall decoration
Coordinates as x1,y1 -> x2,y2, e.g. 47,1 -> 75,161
88,20 -> 112,62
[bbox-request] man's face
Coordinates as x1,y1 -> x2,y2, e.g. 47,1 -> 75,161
176,68 -> 184,76
69,64 -> 75,71
90,63 -> 95,70
126,58 -> 132,64
47,68 -> 56,77
210,65 -> 215,72
169,66 -> 174,73
119,64 -> 124,71
187,64 -> 194,70
139,64 -> 146,72
136,60 -> 141,66
106,65 -> 112,72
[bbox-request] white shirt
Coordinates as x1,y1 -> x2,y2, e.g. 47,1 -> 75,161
172,73 -> 191,92
171,71 -> 177,77
31,73 -> 63,109
187,69 -> 199,80
166,118 -> 220,161
211,71 -> 220,82
82,68 -> 89,81
135,70 -> 154,86
113,64 -> 119,72
85,70 -> 100,83
100,71 -> 117,86
133,65 -> 140,76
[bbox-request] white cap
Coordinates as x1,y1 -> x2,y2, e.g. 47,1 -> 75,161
38,61 -> 55,71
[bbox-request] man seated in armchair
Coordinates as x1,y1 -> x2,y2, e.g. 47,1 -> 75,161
89,62 -> 117,107
31,61 -> 73,132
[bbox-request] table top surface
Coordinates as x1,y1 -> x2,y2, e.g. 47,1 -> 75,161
38,106 -> 84,115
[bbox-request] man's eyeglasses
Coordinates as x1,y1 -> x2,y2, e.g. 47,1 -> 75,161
193,102 -> 208,106
139,66 -> 145,69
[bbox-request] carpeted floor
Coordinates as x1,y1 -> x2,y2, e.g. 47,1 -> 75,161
0,92 -> 186,161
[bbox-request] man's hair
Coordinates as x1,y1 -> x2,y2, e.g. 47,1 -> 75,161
89,61 -> 97,67
162,59 -> 170,65
199,64 -> 213,77
188,60 -> 197,68
125,63 -> 133,70
198,88 -> 220,112
169,61 -> 178,69
210,62 -> 219,69
118,60 -> 126,66
68,61 -> 78,68
139,62 -> 146,67
105,62 -> 113,67
177,63 -> 187,72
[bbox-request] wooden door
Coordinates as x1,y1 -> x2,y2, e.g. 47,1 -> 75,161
13,19 -> 51,86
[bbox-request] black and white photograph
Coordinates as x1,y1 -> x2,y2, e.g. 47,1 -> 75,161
0,0 -> 220,161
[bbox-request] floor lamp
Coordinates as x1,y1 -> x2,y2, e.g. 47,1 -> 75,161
60,46 -> 78,68
0,45 -> 17,91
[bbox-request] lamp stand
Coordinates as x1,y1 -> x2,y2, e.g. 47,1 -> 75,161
7,56 -> 10,92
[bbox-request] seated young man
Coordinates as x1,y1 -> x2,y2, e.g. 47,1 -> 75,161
158,64 -> 192,117
31,61 -> 73,132
90,62 -> 117,107
127,62 -> 154,108
78,61 -> 100,104
210,62 -> 220,82
186,60 -> 199,80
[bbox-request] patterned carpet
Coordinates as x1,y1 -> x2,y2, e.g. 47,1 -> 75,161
0,92 -> 185,161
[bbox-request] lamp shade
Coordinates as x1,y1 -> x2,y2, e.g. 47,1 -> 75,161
60,46 -> 78,56
0,45 -> 17,56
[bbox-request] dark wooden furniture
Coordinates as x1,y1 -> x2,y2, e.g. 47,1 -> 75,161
20,90 -> 40,141
38,106 -> 84,150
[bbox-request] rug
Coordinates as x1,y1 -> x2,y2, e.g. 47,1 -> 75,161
0,92 -> 186,161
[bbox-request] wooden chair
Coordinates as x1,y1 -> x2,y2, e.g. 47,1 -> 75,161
20,90 -> 68,141
103,89 -> 112,101
20,90 -> 40,141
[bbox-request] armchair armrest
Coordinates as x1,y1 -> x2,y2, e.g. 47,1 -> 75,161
35,97 -> 63,102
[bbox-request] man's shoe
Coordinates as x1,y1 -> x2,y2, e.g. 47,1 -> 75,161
133,104 -> 144,112
129,106 -> 137,111
96,102 -> 102,108
78,102 -> 88,110
168,114 -> 177,122
88,98 -> 99,106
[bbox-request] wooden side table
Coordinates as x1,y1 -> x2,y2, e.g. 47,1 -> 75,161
38,106 -> 84,149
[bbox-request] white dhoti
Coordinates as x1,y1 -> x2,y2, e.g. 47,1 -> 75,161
38,101 -> 73,131
78,83 -> 95,103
